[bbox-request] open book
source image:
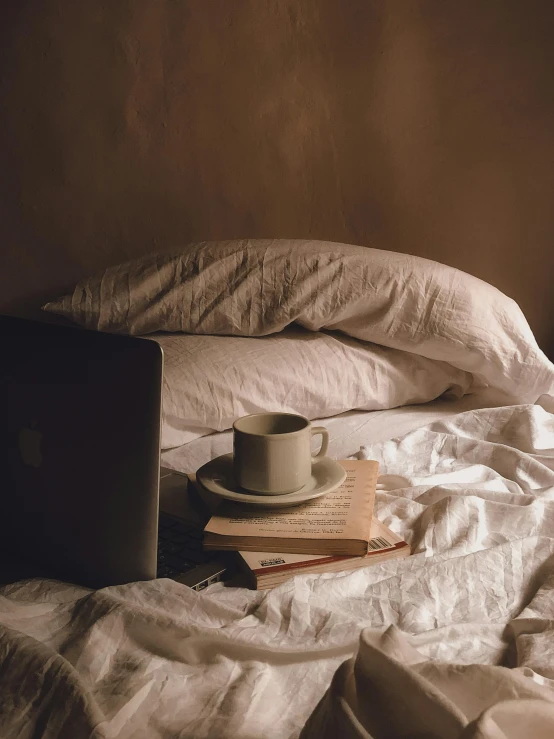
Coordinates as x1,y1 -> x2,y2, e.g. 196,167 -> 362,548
202,460 -> 379,556
238,517 -> 410,590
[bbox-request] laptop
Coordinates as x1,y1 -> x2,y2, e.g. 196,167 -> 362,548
0,315 -> 229,590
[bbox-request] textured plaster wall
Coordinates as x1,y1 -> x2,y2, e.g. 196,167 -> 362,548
1,1 -> 554,351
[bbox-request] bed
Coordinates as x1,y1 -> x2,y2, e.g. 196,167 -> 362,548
3,4 -> 554,735
2,239 -> 554,739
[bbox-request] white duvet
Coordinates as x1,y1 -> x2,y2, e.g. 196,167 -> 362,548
2,398 -> 554,738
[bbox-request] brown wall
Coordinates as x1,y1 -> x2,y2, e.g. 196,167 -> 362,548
1,1 -> 554,353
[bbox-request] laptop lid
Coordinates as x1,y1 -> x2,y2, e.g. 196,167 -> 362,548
0,315 -> 163,588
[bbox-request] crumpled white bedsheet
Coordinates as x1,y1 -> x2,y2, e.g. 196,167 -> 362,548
2,398 -> 554,739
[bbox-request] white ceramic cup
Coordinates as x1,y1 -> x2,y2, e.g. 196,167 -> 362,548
233,412 -> 329,495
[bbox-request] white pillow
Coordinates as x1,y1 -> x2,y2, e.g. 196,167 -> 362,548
152,327 -> 472,449
43,239 -> 554,402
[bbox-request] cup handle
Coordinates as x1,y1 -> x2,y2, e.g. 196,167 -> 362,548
311,426 -> 329,459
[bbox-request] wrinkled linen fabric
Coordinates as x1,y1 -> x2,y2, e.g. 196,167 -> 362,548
151,327 -> 472,448
300,627 -> 554,739
160,387 -> 514,472
42,239 -> 554,401
3,400 -> 554,738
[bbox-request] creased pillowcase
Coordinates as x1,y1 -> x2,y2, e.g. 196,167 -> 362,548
43,239 -> 554,402
152,327 -> 472,449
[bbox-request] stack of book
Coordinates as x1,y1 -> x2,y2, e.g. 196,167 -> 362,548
190,460 -> 410,590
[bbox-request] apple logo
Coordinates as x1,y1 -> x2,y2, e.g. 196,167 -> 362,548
18,420 -> 43,468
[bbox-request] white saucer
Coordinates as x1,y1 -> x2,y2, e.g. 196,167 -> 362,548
196,454 -> 347,508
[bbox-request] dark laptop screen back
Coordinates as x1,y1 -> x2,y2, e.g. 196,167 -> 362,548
0,315 -> 163,588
